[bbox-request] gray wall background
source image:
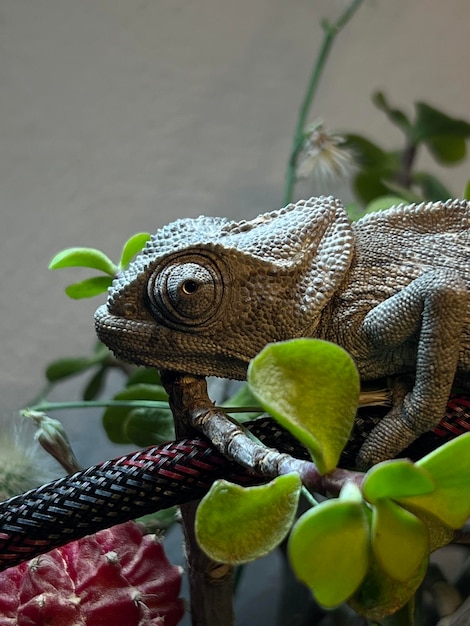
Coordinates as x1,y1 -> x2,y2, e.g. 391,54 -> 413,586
1,0 -> 469,463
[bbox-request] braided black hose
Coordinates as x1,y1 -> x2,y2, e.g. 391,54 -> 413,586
0,398 -> 469,572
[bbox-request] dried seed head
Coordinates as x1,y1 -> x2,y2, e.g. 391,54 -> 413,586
296,119 -> 354,183
0,414 -> 62,499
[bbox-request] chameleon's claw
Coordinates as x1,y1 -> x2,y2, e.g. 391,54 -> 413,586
356,413 -> 417,469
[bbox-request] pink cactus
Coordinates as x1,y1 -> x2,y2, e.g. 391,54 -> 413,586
0,521 -> 184,625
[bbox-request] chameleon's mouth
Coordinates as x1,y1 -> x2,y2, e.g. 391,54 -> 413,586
94,304 -> 159,367
94,304 -> 250,379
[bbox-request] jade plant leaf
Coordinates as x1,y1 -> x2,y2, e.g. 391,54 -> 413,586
398,432 -> 470,528
288,498 -> 369,608
195,473 -> 301,564
65,276 -> 113,299
349,551 -> 428,621
370,498 -> 428,582
119,232 -> 151,269
247,339 -> 360,473
49,247 -> 118,275
102,383 -> 169,444
363,459 -> 435,503
412,102 -> 470,143
424,135 -> 467,164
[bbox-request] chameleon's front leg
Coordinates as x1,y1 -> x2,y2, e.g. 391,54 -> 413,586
356,270 -> 468,468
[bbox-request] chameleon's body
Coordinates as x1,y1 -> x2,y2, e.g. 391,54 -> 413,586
95,197 -> 470,466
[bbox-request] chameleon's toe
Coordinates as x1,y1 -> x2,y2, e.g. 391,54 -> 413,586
356,414 -> 417,469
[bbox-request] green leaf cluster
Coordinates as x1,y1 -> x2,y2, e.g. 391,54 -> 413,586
102,368 -> 174,447
194,339 -> 470,621
344,93 -> 470,207
49,232 -> 150,299
45,341 -> 114,401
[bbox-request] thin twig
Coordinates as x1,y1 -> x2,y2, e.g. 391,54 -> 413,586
283,0 -> 365,204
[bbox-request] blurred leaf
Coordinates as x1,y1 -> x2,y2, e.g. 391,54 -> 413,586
248,339 -> 360,474
413,102 -> 470,143
126,367 -> 162,387
380,179 -> 423,204
119,232 -> 151,270
138,507 -> 178,532
342,133 -> 390,169
464,180 -> 470,200
412,172 -> 453,202
344,202 -> 366,221
65,276 -> 113,299
425,135 -> 467,164
46,356 -> 102,382
82,366 -> 107,401
124,407 -> 175,447
350,553 -> 428,622
103,383 -> 169,444
401,504 -> 454,552
49,247 -> 118,275
363,196 -> 407,214
363,459 -> 434,503
196,474 -> 301,564
372,92 -> 412,135
353,171 -> 392,205
381,601 -> 415,626
222,383 -> 263,422
288,499 -> 369,608
371,499 -> 428,582
398,433 -> 470,528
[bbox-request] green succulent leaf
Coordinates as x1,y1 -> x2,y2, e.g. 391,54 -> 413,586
102,383 -> 169,444
195,473 -> 301,564
372,92 -> 412,135
371,499 -> 428,582
119,232 -> 151,270
342,133 -> 390,169
401,504 -> 454,552
412,172 -> 454,202
288,498 -> 369,608
349,551 -> 428,621
353,171 -> 394,205
45,354 -> 104,382
345,202 -> 366,222
126,367 -> 163,387
398,433 -> 470,528
412,102 -> 470,143
65,276 -> 113,299
464,179 -> 470,200
82,366 -> 108,401
380,179 -> 423,204
49,247 -> 118,275
363,196 -> 407,215
138,506 -> 178,532
363,459 -> 435,503
425,135 -> 467,165
248,339 -> 360,474
123,407 -> 175,447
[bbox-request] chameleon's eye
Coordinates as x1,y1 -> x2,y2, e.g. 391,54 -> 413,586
147,254 -> 224,327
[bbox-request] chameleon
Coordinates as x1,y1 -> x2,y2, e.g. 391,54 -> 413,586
94,196 -> 470,467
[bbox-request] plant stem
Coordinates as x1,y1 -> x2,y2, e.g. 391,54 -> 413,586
283,0 -> 365,205
26,399 -> 173,412
161,370 -> 236,626
27,399 -> 263,414
395,141 -> 417,189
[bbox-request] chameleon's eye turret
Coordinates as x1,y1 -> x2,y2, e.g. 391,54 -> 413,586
147,253 -> 224,328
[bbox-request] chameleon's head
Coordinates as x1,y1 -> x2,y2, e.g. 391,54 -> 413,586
94,197 -> 354,379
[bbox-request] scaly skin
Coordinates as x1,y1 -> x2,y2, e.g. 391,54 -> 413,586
95,197 -> 470,467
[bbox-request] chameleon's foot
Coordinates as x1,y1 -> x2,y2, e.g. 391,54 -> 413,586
356,413 -> 417,469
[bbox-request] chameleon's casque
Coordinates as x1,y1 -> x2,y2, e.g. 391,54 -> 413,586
95,196 -> 470,465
